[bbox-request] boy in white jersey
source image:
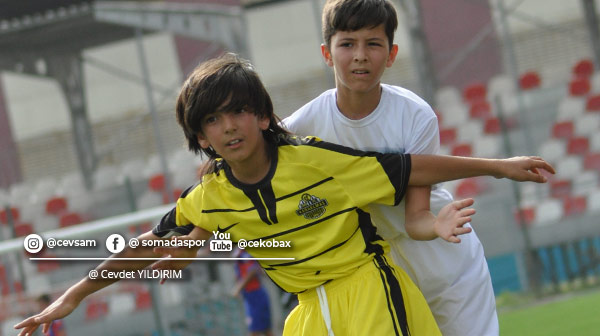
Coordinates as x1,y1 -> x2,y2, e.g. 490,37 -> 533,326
283,0 -> 499,335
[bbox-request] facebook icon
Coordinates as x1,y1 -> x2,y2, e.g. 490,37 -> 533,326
106,234 -> 126,253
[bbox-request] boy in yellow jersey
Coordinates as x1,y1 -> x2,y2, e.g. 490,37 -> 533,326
15,54 -> 554,336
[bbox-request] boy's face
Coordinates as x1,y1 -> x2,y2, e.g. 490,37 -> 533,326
197,101 -> 270,166
322,24 -> 398,95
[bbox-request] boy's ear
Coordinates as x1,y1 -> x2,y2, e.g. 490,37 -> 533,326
258,115 -> 270,131
386,44 -> 399,68
197,133 -> 211,149
321,44 -> 334,67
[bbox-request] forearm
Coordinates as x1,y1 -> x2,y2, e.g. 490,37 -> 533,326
409,155 -> 500,186
405,209 -> 437,240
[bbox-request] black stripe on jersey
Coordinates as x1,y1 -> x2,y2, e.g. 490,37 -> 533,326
243,189 -> 272,225
152,207 -> 195,238
178,181 -> 201,199
275,177 -> 333,202
250,207 -> 357,241
267,224 -> 361,267
305,140 -> 411,206
356,209 -> 385,255
259,184 -> 278,224
374,255 -> 410,336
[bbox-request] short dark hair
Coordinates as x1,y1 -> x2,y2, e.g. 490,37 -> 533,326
175,53 -> 288,158
322,0 -> 398,48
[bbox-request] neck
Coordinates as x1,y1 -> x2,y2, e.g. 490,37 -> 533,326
335,84 -> 382,120
228,142 -> 272,184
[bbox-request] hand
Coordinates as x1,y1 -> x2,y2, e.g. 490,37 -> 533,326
434,198 -> 476,243
496,156 -> 555,182
151,236 -> 200,284
15,292 -> 81,336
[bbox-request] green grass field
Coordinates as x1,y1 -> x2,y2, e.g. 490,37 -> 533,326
498,288 -> 600,335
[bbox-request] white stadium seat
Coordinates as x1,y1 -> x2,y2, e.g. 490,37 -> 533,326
574,113 -> 600,136
473,135 -> 501,158
556,156 -> 584,179
557,96 -> 586,121
108,292 -> 136,315
457,120 -> 484,142
539,139 -> 566,164
534,199 -> 563,225
436,86 -> 463,107
572,171 -> 599,196
487,74 -> 516,100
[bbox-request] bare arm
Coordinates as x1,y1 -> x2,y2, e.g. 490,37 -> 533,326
15,231 -> 169,336
405,186 -> 475,242
408,155 -> 555,186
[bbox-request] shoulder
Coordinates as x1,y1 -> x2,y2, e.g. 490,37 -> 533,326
382,84 -> 435,114
282,89 -> 336,130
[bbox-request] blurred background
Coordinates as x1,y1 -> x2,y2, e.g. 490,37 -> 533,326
0,0 -> 599,335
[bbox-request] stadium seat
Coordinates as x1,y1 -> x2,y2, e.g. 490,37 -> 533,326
436,86 -> 463,107
574,113 -> 600,136
550,179 -> 571,199
9,182 -> 30,205
566,136 -> 590,155
539,139 -> 566,163
93,165 -> 120,190
108,293 -> 135,315
455,178 -> 486,198
563,196 -> 587,217
572,58 -> 594,78
37,258 -> 60,273
587,189 -> 600,213
85,299 -> 109,320
439,104 -> 469,127
483,117 -> 501,134
572,171 -> 599,196
469,100 -> 492,119
519,71 -> 541,90
586,94 -> 600,112
463,82 -> 487,103
0,207 -> 19,224
487,74 -> 516,99
473,135 -> 501,158
556,156 -> 583,179
591,71 -> 600,93
33,215 -> 59,232
137,190 -> 163,209
119,157 -> 147,183
557,97 -> 586,121
59,212 -> 83,228
148,174 -> 166,192
551,121 -> 574,139
451,143 -> 472,157
457,120 -> 483,142
592,134 -> 600,152
45,196 -> 68,215
439,128 -> 457,145
135,289 -> 152,311
584,152 -> 600,171
14,222 -> 33,237
514,207 -> 535,227
534,199 -> 563,225
568,77 -> 591,96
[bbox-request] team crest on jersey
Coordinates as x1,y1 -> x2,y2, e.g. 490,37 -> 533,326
296,193 -> 329,219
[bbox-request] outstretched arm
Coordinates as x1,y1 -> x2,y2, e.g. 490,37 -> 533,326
14,231 -> 168,336
408,155 -> 554,186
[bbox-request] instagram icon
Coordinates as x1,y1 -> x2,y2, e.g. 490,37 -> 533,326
23,234 -> 44,254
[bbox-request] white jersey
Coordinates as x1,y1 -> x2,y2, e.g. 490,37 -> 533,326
283,84 -> 499,336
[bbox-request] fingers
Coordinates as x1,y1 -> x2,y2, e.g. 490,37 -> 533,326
529,157 -> 555,175
453,198 -> 474,209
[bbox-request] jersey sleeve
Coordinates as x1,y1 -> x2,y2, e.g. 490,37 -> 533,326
405,107 -> 440,155
310,141 -> 411,207
151,184 -> 200,238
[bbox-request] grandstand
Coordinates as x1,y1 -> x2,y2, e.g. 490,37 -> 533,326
1,0 -> 600,335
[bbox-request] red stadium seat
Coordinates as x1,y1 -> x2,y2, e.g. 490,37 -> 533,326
463,83 -> 487,103
584,152 -> 600,171
13,281 -> 23,294
135,289 -> 152,311
569,77 -> 591,96
567,137 -> 590,155
483,117 -> 501,134
59,212 -> 83,228
14,222 -> 33,237
514,207 -> 535,227
552,121 -> 574,139
563,196 -> 587,216
37,253 -> 60,273
469,100 -> 492,119
455,178 -> 485,198
586,94 -> 600,112
452,143 -> 472,157
0,207 -> 19,224
550,179 -> 571,199
46,197 -> 68,215
573,59 -> 594,78
439,128 -> 457,145
85,300 -> 109,320
519,71 -> 541,90
148,174 -> 166,191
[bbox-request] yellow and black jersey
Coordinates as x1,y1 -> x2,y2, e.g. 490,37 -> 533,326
153,135 -> 411,293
